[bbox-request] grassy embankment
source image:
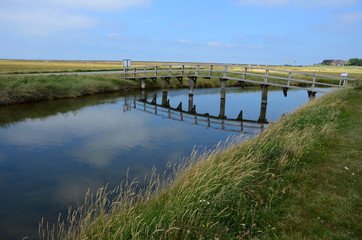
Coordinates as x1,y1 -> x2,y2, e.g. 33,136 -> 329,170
1,60 -> 360,106
40,85 -> 361,239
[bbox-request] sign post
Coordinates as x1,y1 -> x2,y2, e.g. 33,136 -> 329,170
123,59 -> 131,67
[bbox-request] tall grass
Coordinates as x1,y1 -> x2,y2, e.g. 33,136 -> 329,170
39,86 -> 356,239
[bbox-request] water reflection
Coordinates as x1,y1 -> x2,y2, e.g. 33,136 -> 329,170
126,93 -> 268,133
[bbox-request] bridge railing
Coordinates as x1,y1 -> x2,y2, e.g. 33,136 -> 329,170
122,64 -> 357,92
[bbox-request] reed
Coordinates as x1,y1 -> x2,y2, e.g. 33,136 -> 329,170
39,85 -> 361,239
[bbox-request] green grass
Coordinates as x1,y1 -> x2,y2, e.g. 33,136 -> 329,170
275,85 -> 362,239
0,74 -> 141,105
39,84 -> 361,239
0,73 -> 238,106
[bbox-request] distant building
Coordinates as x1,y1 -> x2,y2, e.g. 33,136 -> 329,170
321,59 -> 346,66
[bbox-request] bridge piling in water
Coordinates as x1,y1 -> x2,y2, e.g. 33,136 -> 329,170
308,90 -> 316,100
140,78 -> 146,89
219,98 -> 226,119
258,85 -> 269,123
188,76 -> 197,96
220,78 -> 228,99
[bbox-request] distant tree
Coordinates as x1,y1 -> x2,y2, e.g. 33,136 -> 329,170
348,58 -> 362,66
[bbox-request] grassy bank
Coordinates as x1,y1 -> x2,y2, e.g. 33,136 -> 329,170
0,74 -> 140,105
0,73 -> 236,106
39,85 -> 361,239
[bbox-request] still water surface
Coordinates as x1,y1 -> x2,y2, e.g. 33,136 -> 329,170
0,87 -> 324,239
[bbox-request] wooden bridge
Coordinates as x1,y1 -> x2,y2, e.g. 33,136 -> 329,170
123,63 -> 356,98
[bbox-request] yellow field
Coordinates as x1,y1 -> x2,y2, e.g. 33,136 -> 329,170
1,59 -> 361,80
0,59 -> 169,74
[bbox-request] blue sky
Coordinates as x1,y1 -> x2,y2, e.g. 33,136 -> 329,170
0,0 -> 361,65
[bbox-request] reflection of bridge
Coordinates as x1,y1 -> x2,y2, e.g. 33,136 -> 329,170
123,92 -> 268,133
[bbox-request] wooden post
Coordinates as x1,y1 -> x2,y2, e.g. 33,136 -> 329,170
308,90 -> 316,100
312,74 -> 316,89
140,78 -> 146,90
237,110 -> 243,120
188,77 -> 196,96
195,65 -> 200,76
261,85 -> 268,104
258,85 -> 268,123
220,78 -> 227,99
287,72 -> 292,87
223,65 -> 228,78
264,69 -> 269,83
155,66 -> 158,77
151,93 -> 157,104
144,67 -> 147,77
133,68 -> 136,78
162,77 -> 170,91
282,87 -> 288,97
209,65 -> 213,78
188,94 -> 194,113
162,91 -> 168,106
243,67 -> 247,80
219,97 -> 226,119
169,65 -> 172,77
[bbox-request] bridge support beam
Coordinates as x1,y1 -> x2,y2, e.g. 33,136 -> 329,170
140,78 -> 146,90
151,93 -> 157,104
219,98 -> 226,119
140,90 -> 148,102
283,87 -> 288,97
307,90 -> 316,100
218,78 -> 228,119
161,77 -> 170,91
162,91 -> 170,107
188,94 -> 195,113
188,77 -> 197,96
220,78 -> 228,99
239,81 -> 245,90
258,85 -> 269,123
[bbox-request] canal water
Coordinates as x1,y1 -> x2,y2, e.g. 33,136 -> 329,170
0,87 -> 325,239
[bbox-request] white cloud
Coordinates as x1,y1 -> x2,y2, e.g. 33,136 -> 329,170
337,11 -> 362,24
0,0 -> 152,35
315,11 -> 362,32
207,42 -> 239,48
208,42 -> 223,47
236,0 -> 288,6
243,45 -> 263,49
235,0 -> 357,7
0,9 -> 98,35
140,18 -> 160,24
178,39 -> 191,44
1,0 -> 152,12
